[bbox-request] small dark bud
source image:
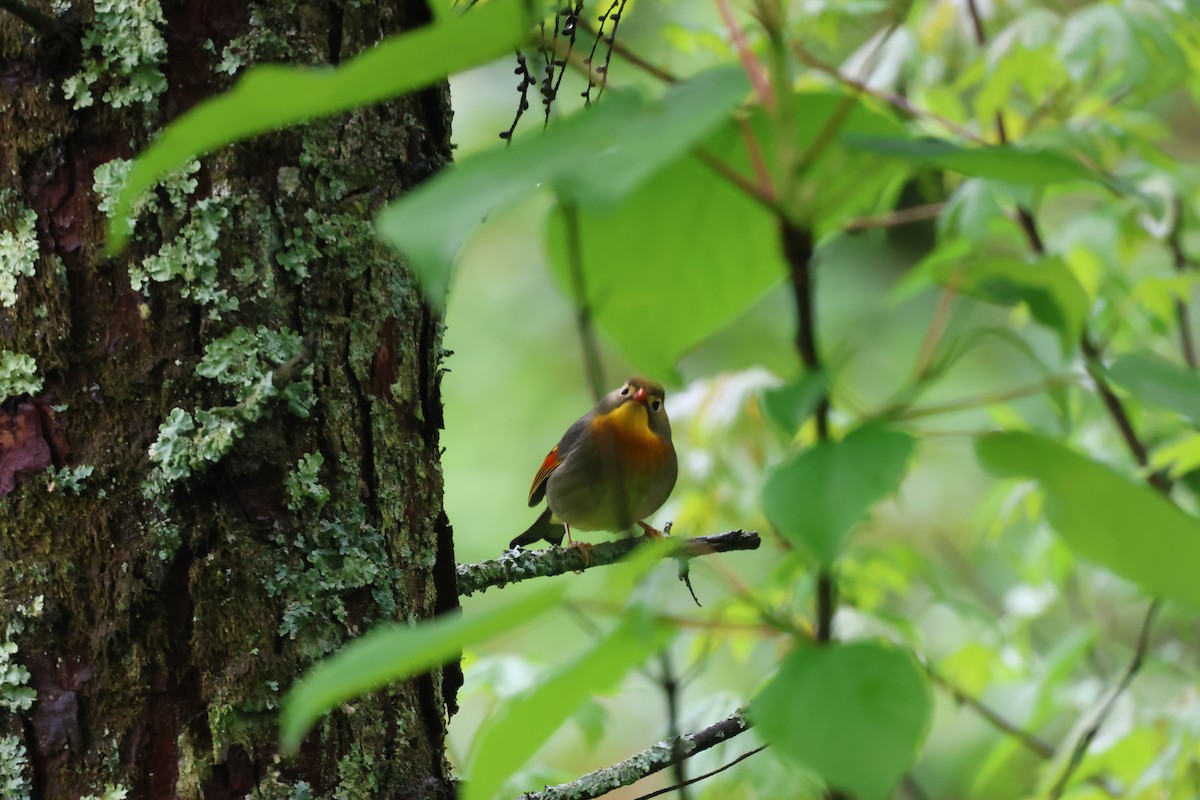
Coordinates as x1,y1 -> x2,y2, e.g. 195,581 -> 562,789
499,131 -> 511,140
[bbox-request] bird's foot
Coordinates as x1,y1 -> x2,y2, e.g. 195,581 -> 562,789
567,540 -> 594,568
638,521 -> 667,539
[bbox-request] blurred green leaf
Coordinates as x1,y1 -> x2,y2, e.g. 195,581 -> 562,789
976,432 -> 1200,605
378,67 -> 749,307
760,371 -> 827,437
899,242 -> 1088,352
1106,352 -> 1200,425
744,91 -> 910,233
846,137 -> 1100,187
279,582 -> 565,754
545,152 -> 782,378
107,0 -> 536,254
465,610 -> 671,800
751,641 -> 932,800
762,423 -> 915,564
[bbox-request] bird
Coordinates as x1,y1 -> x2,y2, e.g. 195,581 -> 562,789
509,376 -> 678,556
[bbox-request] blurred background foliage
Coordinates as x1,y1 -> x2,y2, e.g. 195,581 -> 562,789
435,0 -> 1200,797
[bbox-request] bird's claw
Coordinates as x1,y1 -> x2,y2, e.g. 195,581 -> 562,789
568,540 -> 594,568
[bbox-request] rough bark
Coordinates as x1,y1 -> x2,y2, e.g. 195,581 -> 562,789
0,1 -> 459,797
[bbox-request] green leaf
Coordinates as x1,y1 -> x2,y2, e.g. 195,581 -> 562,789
762,423 -> 915,564
845,137 -> 1100,187
751,641 -> 932,800
377,67 -> 749,307
538,89 -> 903,376
465,610 -> 671,800
544,150 -> 782,378
107,0 -> 536,254
279,582 -> 565,755
902,243 -> 1088,352
760,371 -> 827,437
976,431 -> 1200,606
1105,352 -> 1200,425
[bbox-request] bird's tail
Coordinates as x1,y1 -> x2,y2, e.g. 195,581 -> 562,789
509,507 -> 564,549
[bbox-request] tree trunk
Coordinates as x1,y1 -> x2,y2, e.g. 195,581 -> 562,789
0,1 -> 460,797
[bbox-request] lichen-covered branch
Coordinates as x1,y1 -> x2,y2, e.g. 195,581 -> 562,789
456,530 -> 761,597
515,707 -> 750,800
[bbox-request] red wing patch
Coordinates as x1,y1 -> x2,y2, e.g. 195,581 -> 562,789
528,445 -> 561,507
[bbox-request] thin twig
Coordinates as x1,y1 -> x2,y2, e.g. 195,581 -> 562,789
560,201 -> 607,401
845,203 -> 944,232
715,0 -> 772,109
886,375 -> 1075,421
926,663 -> 1054,758
1168,196 -> 1198,369
694,149 -> 780,211
500,51 -> 538,141
515,708 -> 751,800
632,745 -> 769,800
456,530 -> 762,597
579,16 -> 677,84
658,652 -> 691,799
792,45 -> 984,144
1046,599 -> 1161,799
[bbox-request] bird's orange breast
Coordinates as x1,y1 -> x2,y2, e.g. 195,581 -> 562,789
590,402 -> 671,472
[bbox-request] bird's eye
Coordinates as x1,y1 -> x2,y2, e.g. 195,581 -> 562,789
651,399 -> 662,412
620,386 -> 630,396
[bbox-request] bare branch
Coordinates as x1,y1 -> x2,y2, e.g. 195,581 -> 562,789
632,744 -> 768,800
1046,599 -> 1161,799
559,201 -> 607,401
456,530 -> 762,597
514,707 -> 751,800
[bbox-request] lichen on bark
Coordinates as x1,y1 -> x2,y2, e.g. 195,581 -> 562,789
0,0 -> 460,797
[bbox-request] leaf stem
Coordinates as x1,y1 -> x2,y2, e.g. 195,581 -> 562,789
1169,196 -> 1198,369
715,0 -> 772,109
560,201 -> 607,401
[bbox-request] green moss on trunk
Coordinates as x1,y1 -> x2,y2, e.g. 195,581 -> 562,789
0,1 -> 458,797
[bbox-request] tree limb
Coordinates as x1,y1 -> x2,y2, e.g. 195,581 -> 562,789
456,530 -> 761,597
514,707 -> 751,800
0,0 -> 61,37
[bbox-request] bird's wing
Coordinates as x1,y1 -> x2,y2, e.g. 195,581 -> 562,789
528,412 -> 593,507
527,445 -> 561,507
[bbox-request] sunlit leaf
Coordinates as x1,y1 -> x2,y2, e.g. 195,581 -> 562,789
465,609 -> 671,800
976,432 -> 1200,605
751,641 -> 932,800
762,423 -> 915,564
1106,352 -> 1200,425
846,137 -> 1100,187
108,0 -> 537,253
378,67 -> 749,307
279,582 -> 565,754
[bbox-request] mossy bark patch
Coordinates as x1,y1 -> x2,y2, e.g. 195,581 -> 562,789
0,1 -> 458,797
